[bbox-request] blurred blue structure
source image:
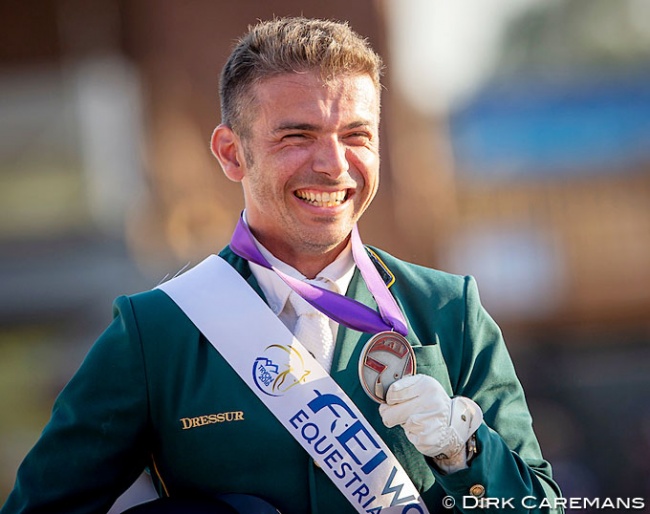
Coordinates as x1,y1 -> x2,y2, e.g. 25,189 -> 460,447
451,71 -> 650,178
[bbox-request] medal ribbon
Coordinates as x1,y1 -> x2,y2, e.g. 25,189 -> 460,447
229,215 -> 408,336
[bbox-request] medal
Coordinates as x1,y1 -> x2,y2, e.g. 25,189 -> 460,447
358,331 -> 416,403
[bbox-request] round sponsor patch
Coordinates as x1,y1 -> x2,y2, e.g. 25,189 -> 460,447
252,344 -> 311,397
358,332 -> 416,403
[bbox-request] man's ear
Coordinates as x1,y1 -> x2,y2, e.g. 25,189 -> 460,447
211,124 -> 245,182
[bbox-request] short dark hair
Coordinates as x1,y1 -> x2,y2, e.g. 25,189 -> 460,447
220,17 -> 383,137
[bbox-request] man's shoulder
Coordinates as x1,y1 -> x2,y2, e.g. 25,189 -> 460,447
115,249 -> 252,323
113,288 -> 185,325
119,248 -> 248,307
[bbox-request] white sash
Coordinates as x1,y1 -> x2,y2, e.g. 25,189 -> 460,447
157,255 -> 429,514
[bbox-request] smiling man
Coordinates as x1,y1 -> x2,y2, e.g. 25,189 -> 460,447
2,17 -> 562,514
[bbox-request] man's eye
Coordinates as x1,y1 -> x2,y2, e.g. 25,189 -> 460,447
345,132 -> 371,144
283,133 -> 307,140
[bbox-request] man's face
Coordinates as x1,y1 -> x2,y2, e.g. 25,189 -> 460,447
235,71 -> 380,261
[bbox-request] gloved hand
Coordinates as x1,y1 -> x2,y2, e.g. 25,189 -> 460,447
379,374 -> 483,473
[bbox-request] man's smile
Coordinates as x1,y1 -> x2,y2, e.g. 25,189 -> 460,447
294,188 -> 350,208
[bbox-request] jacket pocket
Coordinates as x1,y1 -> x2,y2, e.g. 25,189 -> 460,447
412,344 -> 453,394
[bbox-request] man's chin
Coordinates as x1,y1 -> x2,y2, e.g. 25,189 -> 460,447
297,229 -> 351,254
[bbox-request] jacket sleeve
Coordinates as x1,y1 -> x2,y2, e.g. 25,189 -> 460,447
433,276 -> 563,513
1,296 -> 152,514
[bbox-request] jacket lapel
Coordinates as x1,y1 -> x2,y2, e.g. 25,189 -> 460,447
329,260 -> 441,492
329,268 -> 374,399
330,254 -> 428,401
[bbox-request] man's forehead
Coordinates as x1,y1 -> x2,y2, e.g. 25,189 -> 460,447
252,72 -> 379,115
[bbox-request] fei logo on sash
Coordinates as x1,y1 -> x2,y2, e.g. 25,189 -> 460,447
252,344 -> 311,397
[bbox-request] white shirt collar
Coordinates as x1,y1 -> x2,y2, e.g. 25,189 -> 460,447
242,212 -> 356,316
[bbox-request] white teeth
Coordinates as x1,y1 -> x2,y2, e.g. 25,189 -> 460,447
296,189 -> 347,207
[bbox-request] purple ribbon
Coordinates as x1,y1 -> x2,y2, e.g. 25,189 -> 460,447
229,215 -> 408,336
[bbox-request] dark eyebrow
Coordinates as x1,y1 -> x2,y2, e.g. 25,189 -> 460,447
344,120 -> 373,130
273,122 -> 319,134
273,120 -> 374,134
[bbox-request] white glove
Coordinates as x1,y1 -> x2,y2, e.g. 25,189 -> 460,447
379,374 -> 483,473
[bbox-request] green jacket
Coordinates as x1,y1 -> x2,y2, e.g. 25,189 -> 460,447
2,246 -> 562,513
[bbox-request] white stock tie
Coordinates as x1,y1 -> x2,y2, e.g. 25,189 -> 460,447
289,280 -> 336,372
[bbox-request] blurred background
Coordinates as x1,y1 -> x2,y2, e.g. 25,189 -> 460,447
1,0 -> 649,511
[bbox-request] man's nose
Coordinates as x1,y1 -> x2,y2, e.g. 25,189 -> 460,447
312,137 -> 349,177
